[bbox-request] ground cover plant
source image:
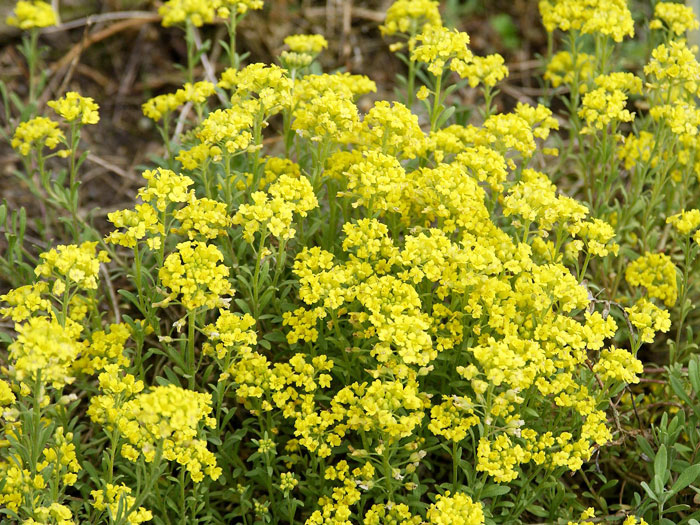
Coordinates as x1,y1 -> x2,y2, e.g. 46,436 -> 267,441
3,0 -> 700,523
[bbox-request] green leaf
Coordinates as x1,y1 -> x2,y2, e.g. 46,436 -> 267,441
653,444 -> 667,493
480,485 -> 510,498
670,464 -> 700,496
640,481 -> 659,502
689,356 -> 700,394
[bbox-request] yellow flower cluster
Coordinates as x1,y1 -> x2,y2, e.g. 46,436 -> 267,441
539,0 -> 634,42
625,252 -> 678,307
6,0 -> 57,29
105,203 -> 164,249
0,282 -> 50,322
34,241 -> 110,294
284,34 -> 328,54
232,174 -> 318,242
11,116 -> 63,156
364,502 -> 422,525
667,209 -> 700,235
137,168 -> 193,212
159,0 -> 262,27
380,0 -> 441,36
429,396 -> 480,442
195,106 -> 255,153
426,491 -> 484,525
142,81 -> 215,121
650,2 -> 699,35
411,25 -> 473,77
579,73 -> 641,133
159,241 -> 233,310
92,384 -> 221,482
73,323 -> 131,375
545,51 -> 594,91
593,346 -> 644,383
358,101 -> 424,158
174,195 -> 233,239
203,309 -> 257,360
627,298 -> 672,344
91,484 -> 153,524
48,92 -> 100,125
8,316 -> 82,388
458,53 -> 509,89
24,503 -> 75,525
645,40 -> 700,101
219,63 -> 292,115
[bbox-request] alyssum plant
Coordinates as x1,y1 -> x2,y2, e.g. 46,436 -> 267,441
2,0 -> 700,524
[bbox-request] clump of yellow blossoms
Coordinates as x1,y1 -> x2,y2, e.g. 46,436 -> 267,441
34,241 -> 110,294
91,384 -> 221,482
650,2 -> 699,36
0,282 -> 50,322
137,168 -> 193,212
142,81 -> 215,121
539,0 -> 634,42
284,34 -> 328,55
579,73 -> 642,133
625,252 -> 678,307
627,298 -> 672,344
545,51 -> 595,91
3,0 -> 685,522
105,204 -> 164,249
48,92 -> 100,125
667,209 -> 700,235
411,25 -> 473,77
159,0 -> 262,27
232,174 -> 318,242
6,0 -> 57,29
11,116 -> 63,156
426,492 -> 484,525
91,484 -> 152,524
380,0 -> 441,36
9,316 -> 82,388
159,241 -> 233,310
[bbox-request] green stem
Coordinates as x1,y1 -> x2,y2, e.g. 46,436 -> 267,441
430,72 -> 443,132
187,309 -> 197,390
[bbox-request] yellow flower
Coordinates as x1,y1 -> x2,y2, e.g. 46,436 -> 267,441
627,298 -> 671,344
35,241 -> 110,292
426,491 -> 485,525
453,53 -> 509,88
625,252 -> 678,306
545,51 -> 595,91
380,0 -> 441,37
6,1 -> 57,29
91,483 -> 152,525
97,384 -> 220,482
593,346 -> 643,383
105,203 -> 164,249
174,195 -> 233,240
159,0 -> 217,27
539,0 -> 634,42
137,167 -> 194,212
159,241 -> 233,310
232,174 -> 318,242
411,25 -> 473,77
0,282 -> 50,322
284,34 -> 328,54
48,91 -> 100,124
11,116 -> 63,156
9,316 -> 83,388
650,2 -> 699,36
364,502 -> 422,525
667,209 -> 700,235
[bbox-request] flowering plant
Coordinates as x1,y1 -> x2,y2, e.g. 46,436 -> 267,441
2,0 -> 700,524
